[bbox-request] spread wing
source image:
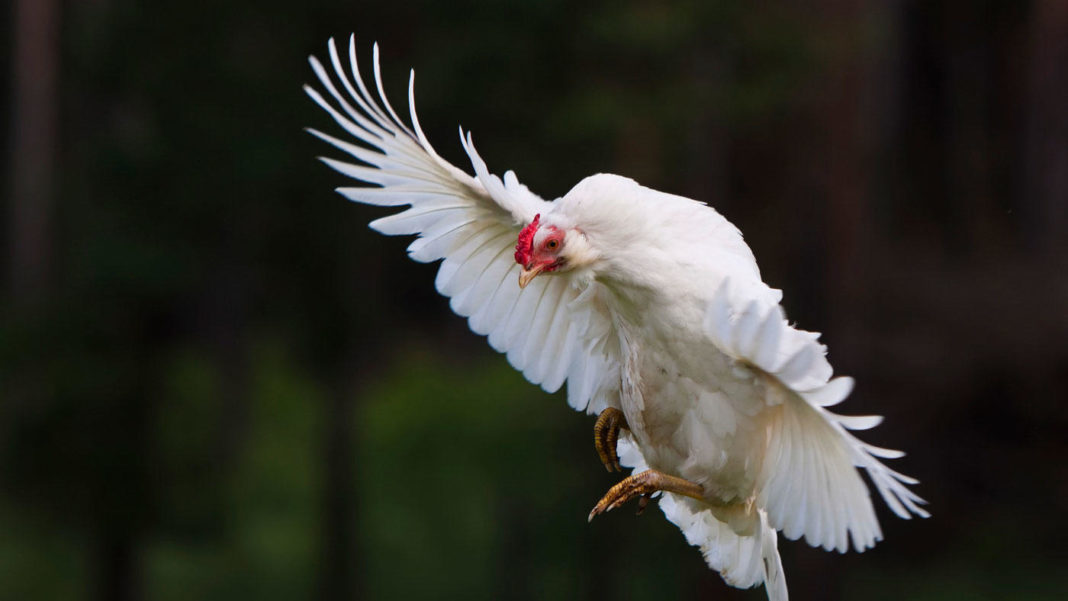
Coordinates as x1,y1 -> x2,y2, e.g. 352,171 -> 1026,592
305,36 -> 619,414
704,279 -> 929,553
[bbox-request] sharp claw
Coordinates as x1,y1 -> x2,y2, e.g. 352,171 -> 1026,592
595,443 -> 613,474
587,500 -> 609,522
588,470 -> 704,523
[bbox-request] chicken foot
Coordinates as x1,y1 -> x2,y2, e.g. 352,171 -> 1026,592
593,407 -> 628,472
587,470 -> 704,522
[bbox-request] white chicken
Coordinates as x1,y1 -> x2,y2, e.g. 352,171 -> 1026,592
305,36 -> 928,601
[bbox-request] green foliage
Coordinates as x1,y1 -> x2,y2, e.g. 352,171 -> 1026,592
146,342 -> 324,601
351,346 -> 759,600
0,504 -> 86,601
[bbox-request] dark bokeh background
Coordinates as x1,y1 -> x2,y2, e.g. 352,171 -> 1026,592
4,1 -> 1067,600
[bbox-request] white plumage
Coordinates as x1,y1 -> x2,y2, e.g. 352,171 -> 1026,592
305,36 -> 928,601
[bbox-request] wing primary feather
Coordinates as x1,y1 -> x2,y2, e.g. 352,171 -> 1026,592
328,39 -> 377,123
408,70 -> 440,158
435,225 -> 507,296
828,466 -> 848,553
328,40 -> 406,145
318,157 -> 404,187
433,221 -> 498,292
574,354 -> 602,412
870,461 -> 922,487
565,351 -> 591,411
447,231 -> 514,311
308,55 -> 387,141
485,274 -> 526,351
330,38 -> 398,141
531,278 -> 570,384
833,455 -> 857,553
809,429 -> 835,550
505,279 -> 552,371
542,318 -> 576,393
832,413 -> 884,431
800,410 -> 821,546
858,442 -> 906,459
407,218 -> 478,262
305,126 -> 431,175
515,277 -> 558,373
369,204 -> 468,236
457,242 -> 515,317
304,85 -> 388,151
813,437 -> 835,550
802,377 -> 854,408
778,408 -> 805,539
443,231 -> 513,299
372,43 -> 417,138
347,36 -> 394,126
869,472 -> 910,519
478,267 -> 524,345
761,414 -> 789,529
461,131 -> 525,221
467,252 -> 521,335
497,276 -> 547,353
304,81 -> 428,170
337,186 -> 457,207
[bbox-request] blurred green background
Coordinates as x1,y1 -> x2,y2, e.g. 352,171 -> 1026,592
3,1 -> 1067,600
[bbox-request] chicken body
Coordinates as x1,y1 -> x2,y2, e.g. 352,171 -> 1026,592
305,37 -> 928,601
549,176 -> 778,516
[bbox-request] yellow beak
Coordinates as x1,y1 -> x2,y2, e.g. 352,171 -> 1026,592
518,264 -> 545,288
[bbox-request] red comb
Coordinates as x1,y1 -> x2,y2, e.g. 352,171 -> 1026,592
515,214 -> 541,266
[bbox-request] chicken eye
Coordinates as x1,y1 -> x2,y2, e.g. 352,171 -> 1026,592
546,239 -> 559,250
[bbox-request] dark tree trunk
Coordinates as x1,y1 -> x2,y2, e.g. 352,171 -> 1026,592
319,365 -> 360,601
93,530 -> 141,601
1023,0 -> 1068,257
7,0 -> 59,302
